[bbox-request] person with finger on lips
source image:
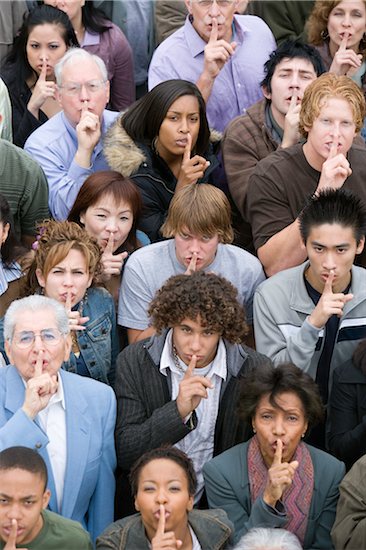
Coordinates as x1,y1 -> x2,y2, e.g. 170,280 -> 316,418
24,48 -> 119,221
246,72 -> 366,278
203,362 -> 345,548
148,0 -> 276,133
114,270 -> 269,518
253,188 -> 366,448
0,295 -> 116,543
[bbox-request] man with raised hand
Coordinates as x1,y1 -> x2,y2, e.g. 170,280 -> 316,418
148,0 -> 275,132
0,295 -> 116,542
222,40 -> 324,251
114,270 -> 269,517
254,188 -> 366,412
246,72 -> 366,276
0,446 -> 92,550
24,48 -> 118,221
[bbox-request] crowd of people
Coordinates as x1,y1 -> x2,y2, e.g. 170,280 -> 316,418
1,1 -> 366,549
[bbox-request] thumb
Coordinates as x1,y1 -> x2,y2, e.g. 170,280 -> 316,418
210,17 -> 218,42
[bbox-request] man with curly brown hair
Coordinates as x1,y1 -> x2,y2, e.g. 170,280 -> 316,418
114,270 -> 269,518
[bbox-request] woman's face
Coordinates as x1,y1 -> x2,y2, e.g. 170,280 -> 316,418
134,458 -> 194,542
44,0 -> 84,23
328,0 -> 366,53
26,23 -> 68,78
0,222 -> 9,248
80,194 -> 134,253
36,248 -> 92,308
157,95 -> 201,162
252,392 -> 308,468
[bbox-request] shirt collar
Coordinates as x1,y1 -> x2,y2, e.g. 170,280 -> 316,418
80,28 -> 100,47
185,14 -> 246,57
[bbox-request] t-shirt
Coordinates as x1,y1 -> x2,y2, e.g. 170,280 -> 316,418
0,510 -> 93,550
118,239 -> 265,327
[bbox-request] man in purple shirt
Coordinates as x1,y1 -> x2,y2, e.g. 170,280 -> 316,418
148,0 -> 276,133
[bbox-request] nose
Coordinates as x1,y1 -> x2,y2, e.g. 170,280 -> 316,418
32,334 -> 46,353
79,83 -> 91,102
323,251 -> 337,271
156,488 -> 168,504
179,117 -> 189,134
190,332 -> 202,353
39,48 -> 49,62
273,417 -> 286,436
329,121 -> 342,139
62,272 -> 73,287
341,13 -> 352,26
7,504 -> 22,521
209,0 -> 221,17
289,73 -> 300,89
189,238 -> 201,254
106,218 -> 118,232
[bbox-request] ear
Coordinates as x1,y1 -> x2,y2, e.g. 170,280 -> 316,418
56,87 -> 63,108
356,236 -> 365,255
36,268 -> 46,289
187,495 -> 194,512
185,0 -> 193,15
63,334 -> 72,362
79,212 -> 85,226
42,489 -> 51,509
261,85 -> 271,101
134,498 -> 140,512
86,274 -> 93,289
1,223 -> 9,245
4,339 -> 13,366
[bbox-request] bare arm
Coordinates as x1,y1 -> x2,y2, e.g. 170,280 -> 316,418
127,326 -> 156,344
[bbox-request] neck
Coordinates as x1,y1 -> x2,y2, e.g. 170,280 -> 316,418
72,12 -> 85,42
269,104 -> 285,130
302,142 -> 325,172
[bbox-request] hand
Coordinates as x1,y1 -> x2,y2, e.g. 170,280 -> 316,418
151,504 -> 183,549
317,141 -> 352,192
4,519 -> 28,550
177,133 -> 210,189
176,355 -> 213,419
101,233 -> 128,280
263,439 -> 299,507
22,350 -> 58,420
282,92 -> 301,148
76,103 -> 101,155
308,270 -> 353,329
203,17 -> 237,80
184,252 -> 198,275
27,61 -> 57,116
66,291 -> 89,331
329,33 -> 362,76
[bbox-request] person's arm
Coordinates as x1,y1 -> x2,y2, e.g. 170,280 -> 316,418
127,326 -> 156,344
18,155 -> 50,240
106,24 -> 135,111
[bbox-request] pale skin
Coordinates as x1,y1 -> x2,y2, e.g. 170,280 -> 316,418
307,270 -> 353,329
329,32 -> 363,76
21,350 -> 58,420
27,61 -> 57,119
101,233 -> 128,281
151,504 -> 184,550
263,439 -> 299,508
73,101 -> 101,169
258,141 -> 352,277
196,18 -> 237,103
175,133 -> 210,193
281,91 -> 302,149
65,290 -> 89,332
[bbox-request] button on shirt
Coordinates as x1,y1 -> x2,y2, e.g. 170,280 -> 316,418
160,330 -> 227,501
148,15 -> 276,133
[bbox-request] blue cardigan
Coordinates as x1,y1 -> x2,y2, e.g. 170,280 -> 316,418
203,440 -> 345,549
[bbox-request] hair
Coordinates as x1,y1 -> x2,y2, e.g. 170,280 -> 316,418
148,271 -> 248,342
299,73 -> 366,136
4,295 -> 70,342
299,188 -> 366,245
24,220 -> 102,295
3,5 -> 78,86
237,363 -> 324,431
161,184 -> 234,243
68,171 -> 143,253
261,39 -> 325,93
54,47 -> 108,86
129,446 -> 197,498
0,194 -> 27,267
234,528 -> 303,550
0,446 -> 48,491
121,79 -> 210,156
307,0 -> 366,58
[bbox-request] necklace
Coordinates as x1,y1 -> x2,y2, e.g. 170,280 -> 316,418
172,345 -> 186,374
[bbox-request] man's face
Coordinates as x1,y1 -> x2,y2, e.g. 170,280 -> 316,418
263,57 -> 318,125
57,57 -> 110,126
174,228 -> 219,270
305,223 -> 364,293
5,309 -> 71,382
185,0 -> 238,42
0,468 -> 50,546
172,317 -> 221,368
303,96 -> 357,167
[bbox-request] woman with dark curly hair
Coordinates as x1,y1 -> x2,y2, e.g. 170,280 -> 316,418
113,270 -> 269,518
307,0 -> 366,92
0,219 -> 118,386
203,362 -> 345,549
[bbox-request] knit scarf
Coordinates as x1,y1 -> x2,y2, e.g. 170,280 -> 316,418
248,435 -> 314,545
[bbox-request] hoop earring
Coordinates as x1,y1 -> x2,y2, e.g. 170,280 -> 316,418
321,29 -> 329,41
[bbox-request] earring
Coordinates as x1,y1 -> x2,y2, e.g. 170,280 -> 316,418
301,433 -> 305,438
321,29 -> 329,41
252,428 -> 256,434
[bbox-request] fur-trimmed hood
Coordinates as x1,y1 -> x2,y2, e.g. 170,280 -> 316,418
103,114 -> 222,177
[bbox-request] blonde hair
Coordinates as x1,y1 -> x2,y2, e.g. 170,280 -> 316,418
299,73 -> 365,136
161,184 -> 234,244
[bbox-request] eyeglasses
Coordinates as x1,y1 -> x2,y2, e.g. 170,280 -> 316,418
12,329 -> 64,349
196,0 -> 234,7
59,79 -> 107,96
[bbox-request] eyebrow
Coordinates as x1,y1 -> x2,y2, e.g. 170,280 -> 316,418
94,207 -> 132,214
166,110 -> 199,115
0,492 -> 37,499
311,240 -> 350,248
278,68 -> 314,75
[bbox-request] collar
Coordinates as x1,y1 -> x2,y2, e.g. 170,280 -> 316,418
185,14 -> 245,58
80,28 -> 100,47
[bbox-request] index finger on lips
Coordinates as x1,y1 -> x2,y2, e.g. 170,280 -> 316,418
209,17 -> 218,43
328,141 -> 338,159
66,290 -> 72,312
272,439 -> 283,466
157,504 -> 166,535
106,232 -> 115,254
339,32 -> 349,51
323,269 -> 335,295
184,354 -> 197,378
183,132 -> 192,163
34,350 -> 44,378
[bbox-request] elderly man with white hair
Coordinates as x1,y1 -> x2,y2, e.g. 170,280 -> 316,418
24,48 -> 118,221
0,295 -> 116,542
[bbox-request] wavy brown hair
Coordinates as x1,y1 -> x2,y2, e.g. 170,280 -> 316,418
148,271 -> 248,342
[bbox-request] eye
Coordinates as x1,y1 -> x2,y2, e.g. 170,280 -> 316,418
142,486 -> 155,492
313,246 -> 323,253
181,326 -> 191,333
41,330 -> 58,343
179,233 -> 190,240
201,235 -> 212,242
169,486 -> 181,492
287,415 -> 299,422
261,413 -> 273,420
120,215 -> 130,221
49,43 -> 60,49
203,329 -> 214,336
189,116 -> 199,123
96,214 -> 107,219
0,498 -> 8,504
18,333 -> 34,345
30,43 -> 40,49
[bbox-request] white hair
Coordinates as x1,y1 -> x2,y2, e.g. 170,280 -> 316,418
234,528 -> 303,550
54,48 -> 108,86
4,295 -> 70,342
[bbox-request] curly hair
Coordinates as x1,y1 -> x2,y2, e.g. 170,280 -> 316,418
148,271 -> 248,343
237,362 -> 324,432
129,446 -> 197,498
24,220 -> 102,295
299,73 -> 365,136
307,0 -> 366,58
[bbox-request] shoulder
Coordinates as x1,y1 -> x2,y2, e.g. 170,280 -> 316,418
42,510 -> 92,544
217,243 -> 261,267
25,112 -> 67,148
0,139 -> 45,175
256,263 -> 304,294
252,143 -> 304,175
60,369 -> 115,401
235,14 -> 273,33
308,445 -> 345,479
87,286 -> 114,305
333,358 -> 366,384
205,442 -> 248,473
125,241 -> 170,268
103,117 -> 146,176
103,110 -> 120,129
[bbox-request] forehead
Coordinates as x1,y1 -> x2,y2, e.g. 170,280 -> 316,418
0,468 -> 45,495
166,95 -> 200,113
13,308 -> 58,332
138,459 -> 188,483
61,57 -> 103,82
273,57 -> 317,75
88,194 -> 132,212
332,0 -> 366,12
28,23 -> 65,42
257,391 -> 304,411
316,96 -> 355,119
307,223 -> 357,243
